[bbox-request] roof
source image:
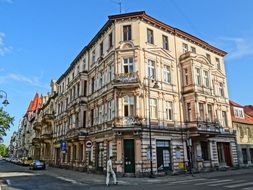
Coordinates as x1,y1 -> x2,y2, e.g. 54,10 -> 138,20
57,11 -> 227,84
244,105 -> 253,117
25,93 -> 42,116
230,100 -> 253,125
229,100 -> 243,108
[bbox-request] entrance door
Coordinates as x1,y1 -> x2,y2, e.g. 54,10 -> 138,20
223,143 -> 232,167
56,148 -> 60,166
124,139 -> 135,173
156,140 -> 171,172
96,142 -> 104,172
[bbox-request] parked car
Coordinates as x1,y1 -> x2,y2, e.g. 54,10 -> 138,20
22,157 -> 33,166
30,160 -> 46,170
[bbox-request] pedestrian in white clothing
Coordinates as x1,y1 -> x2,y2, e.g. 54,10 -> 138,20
106,156 -> 118,186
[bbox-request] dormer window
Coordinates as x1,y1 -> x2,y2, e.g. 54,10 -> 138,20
234,107 -> 244,118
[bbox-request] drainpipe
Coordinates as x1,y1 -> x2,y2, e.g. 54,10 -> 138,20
173,31 -> 186,173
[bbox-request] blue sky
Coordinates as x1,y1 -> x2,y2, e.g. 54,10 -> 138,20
1,0 -> 253,144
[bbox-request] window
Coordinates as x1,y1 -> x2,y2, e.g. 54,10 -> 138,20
191,46 -> 196,53
147,60 -> 155,79
92,50 -> 96,64
184,68 -> 189,86
100,41 -> 103,56
195,68 -> 201,86
72,72 -> 74,80
99,73 -> 103,88
219,82 -> 224,97
216,58 -> 221,70
186,103 -> 191,121
201,142 -> 209,160
84,81 -> 87,96
77,82 -> 80,97
99,105 -> 104,124
90,109 -> 94,126
199,103 -> 204,121
83,58 -> 86,70
150,99 -> 158,119
163,65 -> 171,84
123,25 -> 131,41
91,77 -> 95,93
222,111 -> 228,127
108,65 -> 112,82
77,65 -> 80,74
124,96 -> 135,117
203,70 -> 209,87
147,29 -> 154,44
123,57 -> 134,73
83,111 -> 86,128
109,32 -> 113,48
162,35 -> 169,50
234,108 -> 244,118
182,43 -> 188,53
165,101 -> 173,121
206,53 -> 211,62
207,104 -> 213,122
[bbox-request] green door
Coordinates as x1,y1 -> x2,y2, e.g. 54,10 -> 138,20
124,139 -> 135,173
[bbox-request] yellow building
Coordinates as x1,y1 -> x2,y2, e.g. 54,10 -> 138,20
49,11 -> 238,175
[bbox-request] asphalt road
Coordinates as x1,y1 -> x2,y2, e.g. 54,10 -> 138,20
1,159 -> 253,190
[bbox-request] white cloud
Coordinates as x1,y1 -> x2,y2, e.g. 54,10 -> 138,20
0,32 -> 12,56
0,0 -> 13,3
0,73 -> 49,89
218,37 -> 253,60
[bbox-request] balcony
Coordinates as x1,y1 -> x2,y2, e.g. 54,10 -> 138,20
186,121 -> 221,137
33,121 -> 42,131
114,116 -> 143,131
114,72 -> 140,88
41,112 -> 55,124
66,127 -> 88,141
41,131 -> 53,140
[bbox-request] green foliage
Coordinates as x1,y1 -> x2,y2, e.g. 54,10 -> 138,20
0,144 -> 8,156
0,107 -> 14,142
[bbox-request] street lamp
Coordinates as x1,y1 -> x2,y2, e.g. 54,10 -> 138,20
0,90 -> 9,106
147,76 -> 159,177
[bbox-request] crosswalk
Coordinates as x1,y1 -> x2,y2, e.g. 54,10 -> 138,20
164,177 -> 253,189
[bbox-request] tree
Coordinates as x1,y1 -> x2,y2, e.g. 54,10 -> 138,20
0,107 -> 14,142
0,144 -> 8,157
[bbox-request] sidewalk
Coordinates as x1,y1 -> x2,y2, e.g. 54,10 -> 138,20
42,166 -> 253,186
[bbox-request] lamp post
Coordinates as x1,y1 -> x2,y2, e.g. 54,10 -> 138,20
0,90 -> 10,106
147,76 -> 159,177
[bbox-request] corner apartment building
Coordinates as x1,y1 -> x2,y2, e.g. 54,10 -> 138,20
51,11 -> 237,175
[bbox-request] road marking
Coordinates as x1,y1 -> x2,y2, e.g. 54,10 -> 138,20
6,180 -> 11,185
56,177 -> 79,184
170,178 -> 206,184
225,182 -> 253,188
208,180 -> 246,186
243,187 -> 253,190
194,179 -> 232,185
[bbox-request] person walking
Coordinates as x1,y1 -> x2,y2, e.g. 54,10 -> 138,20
106,156 -> 118,186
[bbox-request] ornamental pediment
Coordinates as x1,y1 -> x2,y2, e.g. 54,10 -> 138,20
144,47 -> 175,61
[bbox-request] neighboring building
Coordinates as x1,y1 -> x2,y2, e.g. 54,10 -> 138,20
230,100 -> 253,166
32,80 -> 57,164
9,132 -> 17,158
11,11 -> 238,175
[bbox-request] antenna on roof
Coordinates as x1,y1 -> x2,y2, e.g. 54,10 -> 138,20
111,0 -> 122,14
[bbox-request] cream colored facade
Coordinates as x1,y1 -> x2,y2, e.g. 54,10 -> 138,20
230,101 -> 253,166
12,11 -> 238,175
51,11 -> 237,175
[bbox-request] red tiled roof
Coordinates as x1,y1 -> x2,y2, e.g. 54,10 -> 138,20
229,100 -> 243,108
230,100 -> 253,124
244,105 -> 253,117
25,93 -> 42,116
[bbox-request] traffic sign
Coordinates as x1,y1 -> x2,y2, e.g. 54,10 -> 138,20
85,140 -> 93,148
